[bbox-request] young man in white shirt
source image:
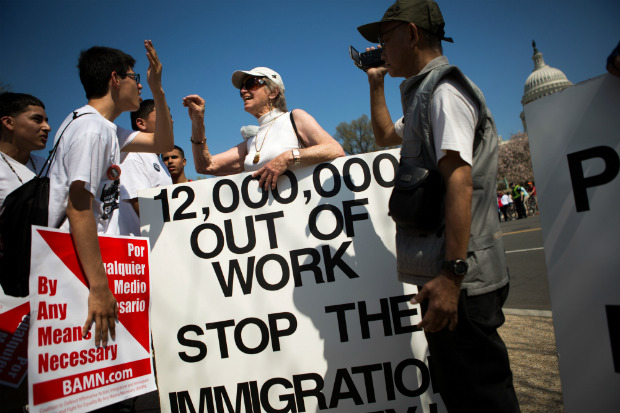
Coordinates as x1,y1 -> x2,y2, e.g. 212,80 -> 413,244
48,41 -> 173,347
0,92 -> 50,206
118,99 -> 172,236
0,92 -> 52,412
161,145 -> 190,184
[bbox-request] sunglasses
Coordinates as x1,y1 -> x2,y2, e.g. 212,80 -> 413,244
119,72 -> 140,86
241,77 -> 266,91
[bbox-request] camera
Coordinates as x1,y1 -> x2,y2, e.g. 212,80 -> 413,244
349,45 -> 384,72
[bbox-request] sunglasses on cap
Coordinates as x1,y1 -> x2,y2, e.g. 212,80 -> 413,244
241,77 -> 266,91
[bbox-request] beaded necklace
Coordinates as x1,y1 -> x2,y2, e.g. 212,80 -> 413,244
1,151 -> 35,184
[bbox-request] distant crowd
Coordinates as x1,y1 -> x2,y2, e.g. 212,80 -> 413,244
497,181 -> 538,222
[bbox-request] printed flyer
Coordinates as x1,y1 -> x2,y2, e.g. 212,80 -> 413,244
0,292 -> 30,411
27,227 -> 156,413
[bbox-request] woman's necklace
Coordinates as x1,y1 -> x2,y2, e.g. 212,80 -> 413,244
253,112 -> 286,164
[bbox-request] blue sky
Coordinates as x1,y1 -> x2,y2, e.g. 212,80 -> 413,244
2,0 -> 618,179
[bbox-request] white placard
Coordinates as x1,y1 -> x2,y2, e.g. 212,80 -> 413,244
140,150 -> 447,413
525,74 -> 620,413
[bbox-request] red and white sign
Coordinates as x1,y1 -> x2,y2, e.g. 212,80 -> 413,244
0,291 -> 30,410
27,227 -> 156,413
0,294 -> 29,389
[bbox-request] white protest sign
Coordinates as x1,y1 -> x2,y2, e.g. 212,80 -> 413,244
525,74 -> 620,412
27,227 -> 156,413
140,150 -> 446,413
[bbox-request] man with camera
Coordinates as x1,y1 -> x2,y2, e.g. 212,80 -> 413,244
357,1 -> 520,411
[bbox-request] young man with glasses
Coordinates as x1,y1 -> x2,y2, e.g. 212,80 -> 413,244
47,41 -> 173,348
358,1 -> 520,411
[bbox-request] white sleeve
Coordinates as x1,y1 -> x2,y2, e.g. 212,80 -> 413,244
117,125 -> 139,150
430,79 -> 478,166
394,117 -> 405,138
64,131 -> 110,197
120,153 -> 151,201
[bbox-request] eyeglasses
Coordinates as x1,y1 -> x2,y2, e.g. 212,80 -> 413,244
119,72 -> 140,86
378,22 -> 408,47
241,77 -> 266,91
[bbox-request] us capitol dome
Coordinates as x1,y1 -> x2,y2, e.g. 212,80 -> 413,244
520,41 -> 573,130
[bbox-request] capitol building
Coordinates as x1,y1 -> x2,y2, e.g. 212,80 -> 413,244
520,41 -> 573,131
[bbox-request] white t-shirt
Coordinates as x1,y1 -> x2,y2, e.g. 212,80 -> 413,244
47,105 -> 137,234
395,79 -> 477,166
500,194 -> 511,206
118,152 -> 172,236
0,153 -> 46,206
430,78 -> 478,166
0,152 -> 45,206
244,109 -> 301,172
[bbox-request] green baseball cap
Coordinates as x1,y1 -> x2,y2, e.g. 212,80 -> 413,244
357,0 -> 453,44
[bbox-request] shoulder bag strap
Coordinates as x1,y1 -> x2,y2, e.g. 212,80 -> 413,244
289,110 -> 305,148
39,111 -> 94,178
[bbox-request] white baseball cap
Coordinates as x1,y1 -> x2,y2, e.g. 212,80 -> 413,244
231,67 -> 285,93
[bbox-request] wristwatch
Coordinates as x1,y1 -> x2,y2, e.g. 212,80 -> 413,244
292,149 -> 301,165
442,259 -> 468,277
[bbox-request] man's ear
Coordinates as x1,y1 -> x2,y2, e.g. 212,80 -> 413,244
408,23 -> 420,48
182,158 -> 187,166
1,116 -> 14,131
110,71 -> 122,88
135,118 -> 147,132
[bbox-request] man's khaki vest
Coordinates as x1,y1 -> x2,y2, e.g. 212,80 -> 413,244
396,56 -> 509,296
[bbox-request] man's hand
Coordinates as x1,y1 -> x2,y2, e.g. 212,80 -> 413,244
67,181 -> 118,347
365,46 -> 388,81
145,40 -> 163,91
183,94 -> 206,123
83,283 -> 118,347
411,272 -> 462,333
253,152 -> 290,190
367,66 -> 388,81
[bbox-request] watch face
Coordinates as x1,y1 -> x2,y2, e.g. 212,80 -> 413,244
455,261 -> 468,275
444,259 -> 468,276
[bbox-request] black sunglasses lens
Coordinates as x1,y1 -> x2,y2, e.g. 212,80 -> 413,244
243,77 -> 263,90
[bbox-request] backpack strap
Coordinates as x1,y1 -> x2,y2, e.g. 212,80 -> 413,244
289,110 -> 305,148
39,111 -> 94,178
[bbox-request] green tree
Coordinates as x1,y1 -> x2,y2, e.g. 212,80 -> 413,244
334,114 -> 385,155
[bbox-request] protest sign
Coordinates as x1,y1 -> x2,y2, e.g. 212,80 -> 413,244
27,227 -> 156,413
140,149 -> 446,413
525,74 -> 620,412
0,292 -> 29,411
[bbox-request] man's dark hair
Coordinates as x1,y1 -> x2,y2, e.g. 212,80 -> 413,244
77,46 -> 136,100
0,92 -> 45,118
173,145 -> 185,158
130,99 -> 155,131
